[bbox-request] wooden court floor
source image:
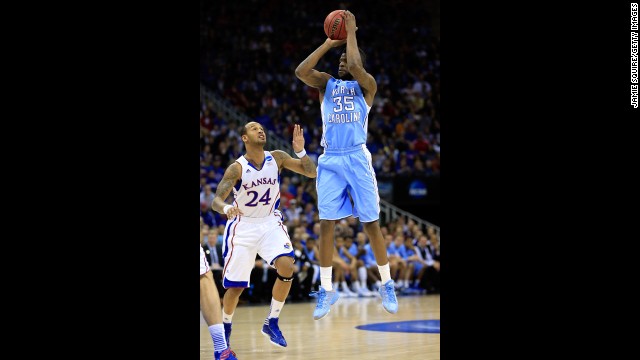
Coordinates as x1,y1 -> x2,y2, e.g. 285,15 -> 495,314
200,294 -> 440,359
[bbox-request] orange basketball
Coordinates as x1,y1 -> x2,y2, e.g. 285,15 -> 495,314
324,10 -> 347,40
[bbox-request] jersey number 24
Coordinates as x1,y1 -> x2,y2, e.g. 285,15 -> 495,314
245,189 -> 272,207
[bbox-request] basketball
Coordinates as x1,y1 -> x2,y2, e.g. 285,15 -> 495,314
324,10 -> 347,40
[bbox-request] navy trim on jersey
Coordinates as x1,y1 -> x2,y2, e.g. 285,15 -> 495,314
270,251 -> 295,266
275,173 -> 281,211
222,217 -> 238,258
244,155 -> 266,171
223,278 -> 248,288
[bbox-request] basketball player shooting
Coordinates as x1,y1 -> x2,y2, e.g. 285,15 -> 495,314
294,9 -> 399,320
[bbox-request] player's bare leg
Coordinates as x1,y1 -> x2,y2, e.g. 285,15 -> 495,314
201,271 -> 237,359
363,221 -> 398,313
261,256 -> 296,347
312,219 -> 341,319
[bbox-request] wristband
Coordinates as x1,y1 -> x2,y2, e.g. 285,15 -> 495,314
295,149 -> 307,158
223,205 -> 233,215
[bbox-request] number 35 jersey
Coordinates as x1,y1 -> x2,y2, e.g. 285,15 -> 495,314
232,151 -> 281,218
320,77 -> 372,150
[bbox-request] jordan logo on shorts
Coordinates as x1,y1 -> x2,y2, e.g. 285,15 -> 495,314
284,243 -> 291,249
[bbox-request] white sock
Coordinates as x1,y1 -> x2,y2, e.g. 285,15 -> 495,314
222,309 -> 234,324
332,282 -> 339,292
341,281 -> 351,292
268,298 -> 285,319
378,263 -> 392,283
320,267 -> 333,291
209,324 -> 227,352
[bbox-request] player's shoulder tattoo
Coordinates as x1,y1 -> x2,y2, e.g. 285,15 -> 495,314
270,150 -> 291,168
224,162 -> 242,180
215,162 -> 241,198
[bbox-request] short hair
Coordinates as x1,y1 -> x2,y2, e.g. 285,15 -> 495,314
342,47 -> 367,67
241,122 -> 259,137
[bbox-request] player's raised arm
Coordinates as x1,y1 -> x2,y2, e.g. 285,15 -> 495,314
271,124 -> 317,178
295,38 -> 346,90
343,10 -> 377,101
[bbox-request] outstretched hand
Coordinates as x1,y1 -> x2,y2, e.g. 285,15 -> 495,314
292,124 -> 305,152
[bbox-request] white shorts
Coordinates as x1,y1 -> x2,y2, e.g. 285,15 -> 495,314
221,212 -> 294,288
200,245 -> 210,276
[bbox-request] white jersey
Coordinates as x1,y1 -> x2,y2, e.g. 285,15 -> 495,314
231,151 -> 281,218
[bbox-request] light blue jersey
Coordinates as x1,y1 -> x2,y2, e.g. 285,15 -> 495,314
316,77 -> 379,223
320,77 -> 371,150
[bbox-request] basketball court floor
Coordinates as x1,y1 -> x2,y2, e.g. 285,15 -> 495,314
200,294 -> 440,359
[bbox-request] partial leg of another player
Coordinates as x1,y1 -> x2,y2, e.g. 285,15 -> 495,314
200,271 -> 238,360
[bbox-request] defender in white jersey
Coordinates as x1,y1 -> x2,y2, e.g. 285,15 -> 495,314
211,122 -> 317,348
295,10 -> 398,320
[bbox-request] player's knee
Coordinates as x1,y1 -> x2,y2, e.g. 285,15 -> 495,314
276,258 -> 296,278
276,263 -> 295,282
279,263 -> 295,278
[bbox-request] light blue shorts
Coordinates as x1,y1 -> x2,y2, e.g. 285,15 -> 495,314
316,144 -> 380,223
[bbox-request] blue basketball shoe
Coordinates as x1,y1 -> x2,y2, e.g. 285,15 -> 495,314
379,280 -> 398,314
310,287 -> 340,320
261,317 -> 287,348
